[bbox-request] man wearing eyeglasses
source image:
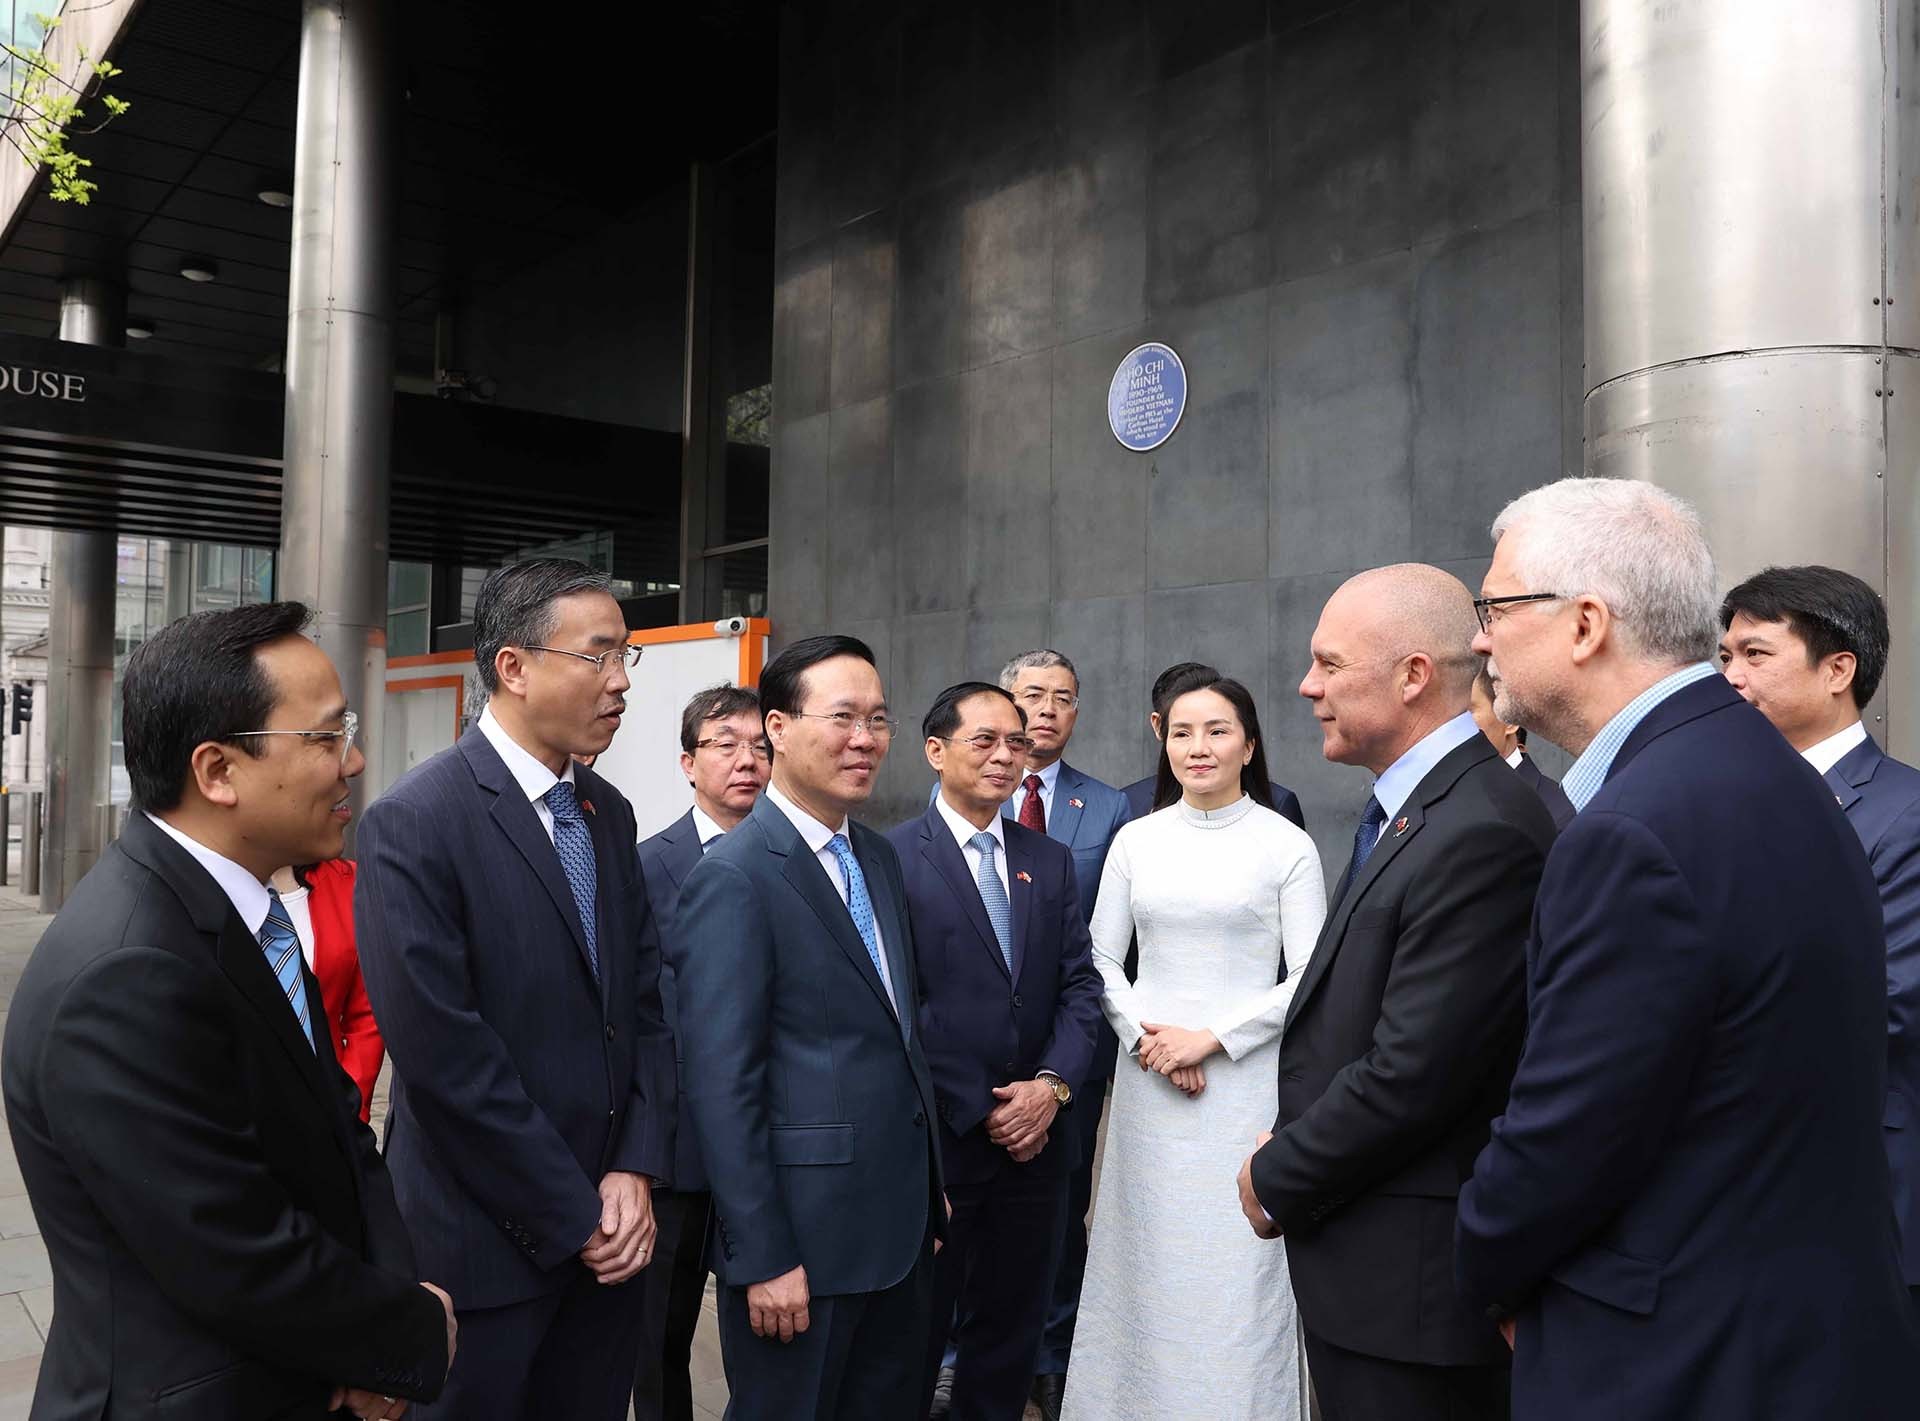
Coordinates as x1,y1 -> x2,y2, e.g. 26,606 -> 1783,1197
356,558 -> 676,1420
667,634 -> 946,1419
889,681 -> 1103,1421
631,684 -> 770,1421
4,602 -> 455,1420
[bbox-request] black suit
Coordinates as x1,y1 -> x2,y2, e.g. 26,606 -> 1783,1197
355,731 -> 677,1420
1512,752 -> 1574,831
632,810 -> 714,1421
888,806 -> 1103,1420
2,814 -> 447,1419
1252,734 -> 1555,1420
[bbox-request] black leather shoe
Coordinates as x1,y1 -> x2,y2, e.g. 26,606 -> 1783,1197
928,1365 -> 955,1419
1030,1372 -> 1066,1421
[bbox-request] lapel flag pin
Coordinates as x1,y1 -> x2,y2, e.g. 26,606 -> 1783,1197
581,797 -> 596,816
1068,797 -> 1085,809
1392,816 -> 1409,837
1016,870 -> 1033,883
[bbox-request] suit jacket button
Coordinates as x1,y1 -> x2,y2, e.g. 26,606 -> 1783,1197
606,1024 -> 616,1041
913,1112 -> 925,1126
1012,994 -> 1024,1008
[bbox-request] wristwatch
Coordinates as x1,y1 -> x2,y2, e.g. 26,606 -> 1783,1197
1037,1071 -> 1072,1106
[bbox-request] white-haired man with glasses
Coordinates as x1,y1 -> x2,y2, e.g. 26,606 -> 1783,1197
356,557 -> 677,1421
1455,478 -> 1920,1419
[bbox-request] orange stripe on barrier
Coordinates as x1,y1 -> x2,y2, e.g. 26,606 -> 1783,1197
388,650 -> 471,669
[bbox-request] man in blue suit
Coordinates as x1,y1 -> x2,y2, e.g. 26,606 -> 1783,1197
1120,660 -> 1306,829
1456,479 -> 1919,1419
632,685 -> 771,1420
892,682 -> 1104,1421
991,649 -> 1130,1420
667,635 -> 945,1420
356,559 -> 677,1420
1718,564 -> 1920,1313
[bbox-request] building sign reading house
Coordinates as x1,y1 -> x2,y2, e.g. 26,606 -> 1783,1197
0,365 -> 86,402
1107,342 -> 1185,452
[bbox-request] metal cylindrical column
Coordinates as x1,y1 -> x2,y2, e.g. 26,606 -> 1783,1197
1582,0 -> 1920,754
280,0 -> 396,828
43,277 -> 124,910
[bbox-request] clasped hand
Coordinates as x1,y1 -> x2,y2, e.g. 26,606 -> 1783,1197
987,1079 -> 1057,1161
1137,1023 -> 1220,1096
579,1171 -> 656,1285
327,1282 -> 456,1418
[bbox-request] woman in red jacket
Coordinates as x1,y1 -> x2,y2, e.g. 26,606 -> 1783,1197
269,859 -> 385,1121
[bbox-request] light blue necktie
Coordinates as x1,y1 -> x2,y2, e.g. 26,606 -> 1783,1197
826,833 -> 901,1033
258,889 -> 316,1052
545,781 -> 600,978
970,831 -> 1014,974
1334,795 -> 1388,908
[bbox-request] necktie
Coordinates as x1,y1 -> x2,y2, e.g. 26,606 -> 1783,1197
1018,774 -> 1046,832
258,889 -> 316,1052
545,781 -> 599,978
970,831 -> 1014,974
826,833 -> 902,1034
1334,795 -> 1388,908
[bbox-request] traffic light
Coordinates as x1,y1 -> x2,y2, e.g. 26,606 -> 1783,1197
9,683 -> 31,735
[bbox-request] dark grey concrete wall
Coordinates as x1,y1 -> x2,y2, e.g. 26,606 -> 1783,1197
769,0 -> 1582,868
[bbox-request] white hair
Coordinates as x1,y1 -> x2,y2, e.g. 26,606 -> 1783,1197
1490,478 -> 1719,665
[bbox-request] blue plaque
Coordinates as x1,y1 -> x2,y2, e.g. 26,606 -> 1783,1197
1107,342 -> 1187,452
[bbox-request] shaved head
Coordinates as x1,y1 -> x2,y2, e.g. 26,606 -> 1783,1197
1327,564 -> 1482,699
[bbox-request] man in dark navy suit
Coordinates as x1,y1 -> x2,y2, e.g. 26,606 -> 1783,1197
357,559 -> 677,1420
1457,480 -> 1920,1420
632,685 -> 771,1419
1121,661 -> 1306,828
667,635 -> 945,1420
891,682 -> 1103,1421
1719,564 -> 1920,1314
1469,666 -> 1573,830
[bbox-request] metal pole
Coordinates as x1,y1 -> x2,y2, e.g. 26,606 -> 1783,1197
43,276 -> 125,911
23,790 -> 42,897
280,0 -> 398,832
0,788 -> 10,887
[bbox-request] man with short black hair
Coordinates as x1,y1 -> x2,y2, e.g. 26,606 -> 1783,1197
891,682 -> 1103,1421
668,635 -> 944,1419
357,557 -> 676,1419
4,602 -> 455,1420
1719,564 -> 1920,1312
633,683 -> 770,1420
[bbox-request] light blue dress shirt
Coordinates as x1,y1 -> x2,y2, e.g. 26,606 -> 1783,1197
1369,712 -> 1482,839
1559,661 -> 1722,812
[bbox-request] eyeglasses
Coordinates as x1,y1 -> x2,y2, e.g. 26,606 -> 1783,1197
225,708 -> 360,766
790,711 -> 898,740
1014,688 -> 1079,711
1472,593 -> 1563,634
694,736 -> 772,762
521,643 -> 645,675
937,731 -> 1036,756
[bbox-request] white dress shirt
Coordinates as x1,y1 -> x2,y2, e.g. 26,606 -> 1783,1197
145,813 -> 272,936
477,704 -> 575,843
764,780 -> 897,1010
689,802 -> 729,849
1369,712 -> 1483,842
1504,747 -> 1525,770
934,790 -> 1009,900
277,881 -> 318,969
1016,757 -> 1062,823
1802,720 -> 1870,777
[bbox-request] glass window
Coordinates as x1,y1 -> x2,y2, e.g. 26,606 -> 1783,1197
387,560 -> 431,658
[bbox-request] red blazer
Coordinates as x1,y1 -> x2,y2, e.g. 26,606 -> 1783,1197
305,859 -> 385,1121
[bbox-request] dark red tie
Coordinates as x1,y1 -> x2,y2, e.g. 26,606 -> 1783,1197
1019,774 -> 1046,833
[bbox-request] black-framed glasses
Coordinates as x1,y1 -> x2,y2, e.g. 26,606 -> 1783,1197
791,711 -> 898,740
1473,593 -> 1563,634
694,736 -> 772,762
225,708 -> 360,765
936,731 -> 1036,756
522,643 -> 645,675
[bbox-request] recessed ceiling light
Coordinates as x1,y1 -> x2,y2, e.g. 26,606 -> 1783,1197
179,257 -> 218,283
125,319 -> 155,339
256,188 -> 293,208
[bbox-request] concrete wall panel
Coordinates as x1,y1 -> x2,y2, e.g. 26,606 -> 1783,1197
826,395 -> 895,618
965,353 -> 1054,609
893,376 -> 969,613
1052,326 -> 1152,601
829,210 -> 897,410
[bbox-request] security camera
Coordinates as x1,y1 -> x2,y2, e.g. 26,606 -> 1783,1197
714,616 -> 748,637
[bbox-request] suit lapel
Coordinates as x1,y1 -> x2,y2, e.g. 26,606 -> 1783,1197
578,769 -> 622,1005
1607,674 -> 1742,785
761,799 -> 902,1027
1286,801 -> 1427,1030
855,828 -> 914,1037
659,812 -> 703,889
1005,829 -> 1035,985
919,810 -> 1010,980
464,734 -> 597,983
1048,764 -> 1088,848
1827,734 -> 1883,813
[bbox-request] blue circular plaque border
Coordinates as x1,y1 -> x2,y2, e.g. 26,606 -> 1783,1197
1107,341 -> 1188,452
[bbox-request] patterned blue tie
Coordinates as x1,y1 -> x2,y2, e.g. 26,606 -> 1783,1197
258,889 -> 316,1052
1335,795 -> 1388,908
826,833 -> 901,1033
970,832 -> 1014,974
545,781 -> 599,978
